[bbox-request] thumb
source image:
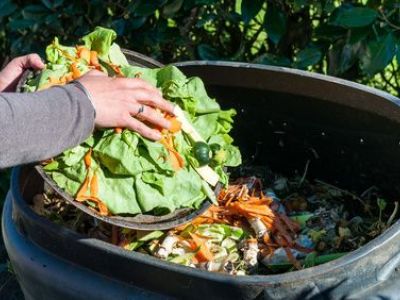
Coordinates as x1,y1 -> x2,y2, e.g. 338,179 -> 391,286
14,54 -> 45,70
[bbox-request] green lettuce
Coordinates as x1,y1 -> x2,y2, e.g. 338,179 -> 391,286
27,27 -> 241,216
81,26 -> 117,59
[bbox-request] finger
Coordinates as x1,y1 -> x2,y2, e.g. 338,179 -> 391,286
130,104 -> 170,129
128,88 -> 174,114
123,116 -> 162,140
84,69 -> 107,77
117,77 -> 160,93
16,54 -> 45,70
137,97 -> 175,115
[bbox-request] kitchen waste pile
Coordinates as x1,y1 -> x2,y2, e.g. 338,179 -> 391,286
33,171 -> 398,275
29,27 -> 398,275
26,27 -> 241,216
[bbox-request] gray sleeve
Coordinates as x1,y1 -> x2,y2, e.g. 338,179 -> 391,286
0,84 -> 95,169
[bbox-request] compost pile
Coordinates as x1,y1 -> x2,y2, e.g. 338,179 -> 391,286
32,167 -> 398,275
28,27 -> 398,275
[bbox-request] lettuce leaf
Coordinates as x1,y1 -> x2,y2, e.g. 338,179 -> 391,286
46,37 -> 76,65
81,26 -> 117,59
108,43 -> 129,66
29,27 -> 242,216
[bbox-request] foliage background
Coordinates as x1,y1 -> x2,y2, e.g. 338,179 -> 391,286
1,0 -> 400,204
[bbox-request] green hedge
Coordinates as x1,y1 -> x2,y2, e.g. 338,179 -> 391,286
0,0 -> 400,201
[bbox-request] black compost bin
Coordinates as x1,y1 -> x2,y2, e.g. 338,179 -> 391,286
3,54 -> 400,300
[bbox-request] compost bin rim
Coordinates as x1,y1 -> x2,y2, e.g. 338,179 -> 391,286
174,60 -> 399,102
174,61 -> 400,125
11,165 -> 400,285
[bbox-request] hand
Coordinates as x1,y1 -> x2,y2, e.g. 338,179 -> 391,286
77,70 -> 174,140
0,54 -> 45,92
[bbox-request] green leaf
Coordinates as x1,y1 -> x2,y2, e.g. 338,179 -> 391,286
195,0 -> 218,4
197,44 -> 220,60
81,26 -> 117,59
0,0 -> 17,18
108,43 -> 129,66
330,7 -> 378,28
290,213 -> 313,228
8,19 -> 38,31
125,231 -> 164,251
43,161 -> 59,171
137,230 -> 165,242
41,0 -> 53,9
360,33 -> 396,77
132,0 -> 168,17
253,53 -> 291,67
328,40 -> 362,76
241,0 -> 264,24
397,47 -> 400,65
22,4 -> 49,20
294,46 -> 322,69
349,27 -> 370,45
323,0 -> 335,14
111,19 -> 126,35
304,252 -> 317,267
267,252 -> 347,270
128,17 -> 147,30
163,0 -> 184,17
293,0 -> 308,12
264,3 -> 286,45
377,198 -> 387,211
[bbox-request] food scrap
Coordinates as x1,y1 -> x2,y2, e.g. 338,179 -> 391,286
25,27 -> 241,217
32,166 -> 398,275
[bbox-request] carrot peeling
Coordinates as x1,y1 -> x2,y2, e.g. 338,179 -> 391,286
90,51 -> 99,66
77,46 -> 91,63
190,233 -> 213,262
84,149 -> 92,168
90,173 -> 99,198
160,135 -> 185,170
71,62 -> 81,79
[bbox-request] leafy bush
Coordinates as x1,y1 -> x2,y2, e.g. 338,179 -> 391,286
0,0 -> 400,201
0,0 -> 399,94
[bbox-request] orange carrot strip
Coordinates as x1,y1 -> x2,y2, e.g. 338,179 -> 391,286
230,202 -> 275,218
71,62 -> 81,79
165,116 -> 182,133
90,173 -> 99,198
84,149 -> 92,168
90,51 -> 99,66
115,127 -> 123,134
160,136 -> 185,170
190,233 -> 213,262
65,72 -> 74,82
76,195 -> 108,216
76,175 -> 90,199
77,46 -> 91,63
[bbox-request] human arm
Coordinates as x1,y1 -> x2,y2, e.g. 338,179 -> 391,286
0,56 -> 173,169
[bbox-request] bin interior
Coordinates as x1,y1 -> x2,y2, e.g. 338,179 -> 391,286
206,85 -> 400,199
